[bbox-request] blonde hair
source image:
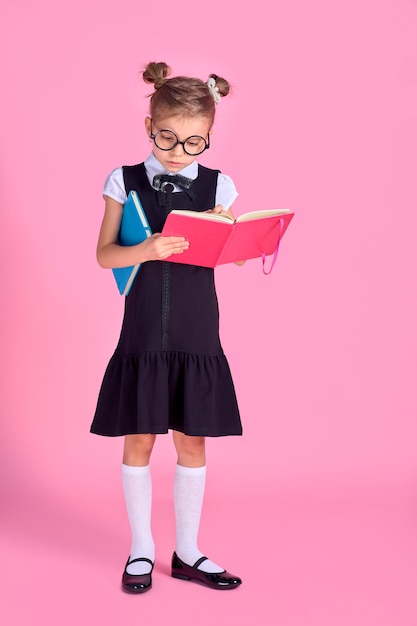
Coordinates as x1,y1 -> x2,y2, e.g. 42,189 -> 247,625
143,61 -> 230,125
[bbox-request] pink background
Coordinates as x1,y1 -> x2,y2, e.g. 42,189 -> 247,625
1,0 -> 416,624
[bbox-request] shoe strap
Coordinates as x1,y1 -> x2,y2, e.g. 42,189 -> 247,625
192,556 -> 208,569
127,557 -> 154,569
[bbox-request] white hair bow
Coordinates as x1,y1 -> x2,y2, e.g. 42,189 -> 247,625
207,77 -> 220,104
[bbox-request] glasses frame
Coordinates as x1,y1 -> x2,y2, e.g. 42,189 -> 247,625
149,120 -> 210,156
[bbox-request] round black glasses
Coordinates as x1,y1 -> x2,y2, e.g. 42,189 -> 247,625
150,121 -> 210,156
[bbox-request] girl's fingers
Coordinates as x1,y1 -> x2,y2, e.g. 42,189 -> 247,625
147,233 -> 189,260
155,239 -> 189,258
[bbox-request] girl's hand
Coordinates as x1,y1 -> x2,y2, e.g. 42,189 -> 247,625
141,233 -> 189,260
204,204 -> 233,218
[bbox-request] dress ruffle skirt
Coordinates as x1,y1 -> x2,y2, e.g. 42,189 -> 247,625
92,349 -> 241,436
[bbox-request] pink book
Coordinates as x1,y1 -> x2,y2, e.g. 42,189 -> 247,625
161,209 -> 294,270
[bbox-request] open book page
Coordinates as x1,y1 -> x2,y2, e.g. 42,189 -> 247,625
235,209 -> 292,222
168,208 -> 291,224
167,210 -> 234,223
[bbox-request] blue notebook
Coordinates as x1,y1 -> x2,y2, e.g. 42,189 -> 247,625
112,190 -> 152,296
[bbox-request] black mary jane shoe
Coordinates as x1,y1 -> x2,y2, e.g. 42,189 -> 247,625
171,552 -> 242,590
122,557 -> 154,594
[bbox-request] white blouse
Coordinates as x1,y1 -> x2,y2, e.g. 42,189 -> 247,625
103,152 -> 238,210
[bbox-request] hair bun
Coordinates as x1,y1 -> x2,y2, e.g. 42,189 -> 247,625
208,73 -> 230,98
143,61 -> 171,89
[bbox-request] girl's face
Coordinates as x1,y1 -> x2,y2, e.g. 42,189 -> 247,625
145,115 -> 211,173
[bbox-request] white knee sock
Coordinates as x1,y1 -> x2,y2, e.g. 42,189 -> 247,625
174,464 -> 223,573
122,463 -> 155,575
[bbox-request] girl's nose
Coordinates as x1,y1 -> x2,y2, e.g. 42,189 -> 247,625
171,142 -> 186,155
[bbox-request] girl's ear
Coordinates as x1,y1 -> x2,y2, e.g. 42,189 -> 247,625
144,116 -> 152,137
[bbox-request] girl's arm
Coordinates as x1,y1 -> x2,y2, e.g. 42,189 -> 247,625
96,196 -> 189,268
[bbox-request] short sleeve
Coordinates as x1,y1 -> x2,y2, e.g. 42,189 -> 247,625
103,168 -> 127,204
215,173 -> 239,210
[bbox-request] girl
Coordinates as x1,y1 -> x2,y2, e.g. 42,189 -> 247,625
91,61 -> 242,593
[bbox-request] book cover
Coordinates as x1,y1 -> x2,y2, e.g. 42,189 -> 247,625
112,191 -> 152,295
161,209 -> 294,269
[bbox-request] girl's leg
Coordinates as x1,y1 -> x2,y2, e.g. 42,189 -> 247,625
122,434 -> 156,575
172,431 -> 223,573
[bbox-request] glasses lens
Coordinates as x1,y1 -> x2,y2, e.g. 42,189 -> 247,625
154,130 -> 177,151
183,136 -> 207,155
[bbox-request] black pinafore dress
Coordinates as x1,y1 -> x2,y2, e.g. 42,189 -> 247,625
90,163 -> 242,437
